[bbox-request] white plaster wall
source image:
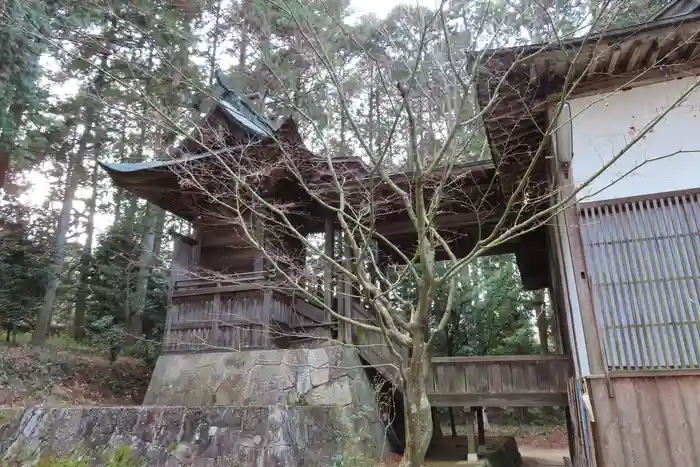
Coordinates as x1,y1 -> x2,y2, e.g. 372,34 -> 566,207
569,77 -> 700,202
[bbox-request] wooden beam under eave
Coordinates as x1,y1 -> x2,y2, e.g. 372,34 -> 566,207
374,211 -> 501,238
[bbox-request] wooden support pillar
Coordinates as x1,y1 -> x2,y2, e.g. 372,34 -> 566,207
261,289 -> 272,347
192,227 -> 202,269
334,232 -> 355,344
565,406 -> 575,462
465,407 -> 478,461
211,291 -> 221,349
550,288 -> 564,353
252,210 -> 265,273
323,217 -> 335,314
341,235 -> 353,344
476,407 -> 486,452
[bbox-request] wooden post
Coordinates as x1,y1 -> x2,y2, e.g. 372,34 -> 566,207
261,289 -> 272,348
323,217 -> 335,314
476,407 -> 486,452
193,226 -> 202,269
211,291 -> 221,350
339,233 -> 353,344
535,291 -> 549,354
565,406 -> 575,462
252,210 -> 265,273
557,165 -> 607,379
465,407 -> 478,461
165,232 -> 195,353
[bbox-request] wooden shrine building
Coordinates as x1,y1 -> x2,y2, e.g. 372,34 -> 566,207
473,3 -> 700,466
101,71 -> 574,458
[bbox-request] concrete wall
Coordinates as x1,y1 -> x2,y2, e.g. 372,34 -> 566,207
569,76 -> 700,202
0,405 -> 388,466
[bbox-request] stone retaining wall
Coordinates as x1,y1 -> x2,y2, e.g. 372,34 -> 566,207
145,346 -> 379,409
0,404 -> 388,466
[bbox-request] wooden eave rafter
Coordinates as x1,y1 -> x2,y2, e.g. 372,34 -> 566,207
475,15 -> 700,181
465,16 -> 700,290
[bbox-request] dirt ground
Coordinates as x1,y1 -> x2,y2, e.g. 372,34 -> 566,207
0,342 -> 152,406
423,425 -> 569,466
520,448 -> 569,467
439,422 -> 569,449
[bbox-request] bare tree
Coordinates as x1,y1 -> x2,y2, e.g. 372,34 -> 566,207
137,1 -> 700,464
25,0 -> 700,463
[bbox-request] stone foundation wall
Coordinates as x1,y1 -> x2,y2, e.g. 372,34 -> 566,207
0,347 -> 392,466
0,405 -> 388,466
144,346 -> 379,409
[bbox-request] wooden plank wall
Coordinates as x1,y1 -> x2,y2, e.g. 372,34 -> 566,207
164,279 -> 331,352
164,290 -> 270,352
589,374 -> 700,467
349,300 -> 572,408
428,355 -> 570,407
567,378 -> 589,467
579,193 -> 700,370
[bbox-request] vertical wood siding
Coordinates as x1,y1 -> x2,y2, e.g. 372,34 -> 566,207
579,193 -> 700,370
427,355 -> 570,407
589,375 -> 700,467
163,281 -> 331,352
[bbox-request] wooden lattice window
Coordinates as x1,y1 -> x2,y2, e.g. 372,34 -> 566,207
579,192 -> 700,370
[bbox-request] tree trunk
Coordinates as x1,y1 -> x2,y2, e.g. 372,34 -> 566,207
73,156 -> 102,340
0,102 -> 26,190
535,290 -> 549,354
207,0 -> 223,87
128,203 -> 160,341
237,0 -> 252,74
31,116 -> 95,345
445,326 -> 457,437
111,116 -> 129,225
151,207 -> 167,262
113,188 -> 124,225
400,340 -> 433,467
31,46 -> 110,345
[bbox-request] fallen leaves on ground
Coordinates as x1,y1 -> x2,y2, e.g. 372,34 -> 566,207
0,343 -> 151,407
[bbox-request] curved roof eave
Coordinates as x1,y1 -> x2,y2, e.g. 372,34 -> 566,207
98,152 -> 211,175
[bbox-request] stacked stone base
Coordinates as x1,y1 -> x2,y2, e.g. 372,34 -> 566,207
1,405 -> 386,466
0,346 -> 389,466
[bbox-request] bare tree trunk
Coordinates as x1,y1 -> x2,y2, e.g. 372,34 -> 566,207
73,156 -> 102,340
111,116 -> 129,225
445,325 -> 458,437
400,339 -> 433,467
113,189 -> 124,225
